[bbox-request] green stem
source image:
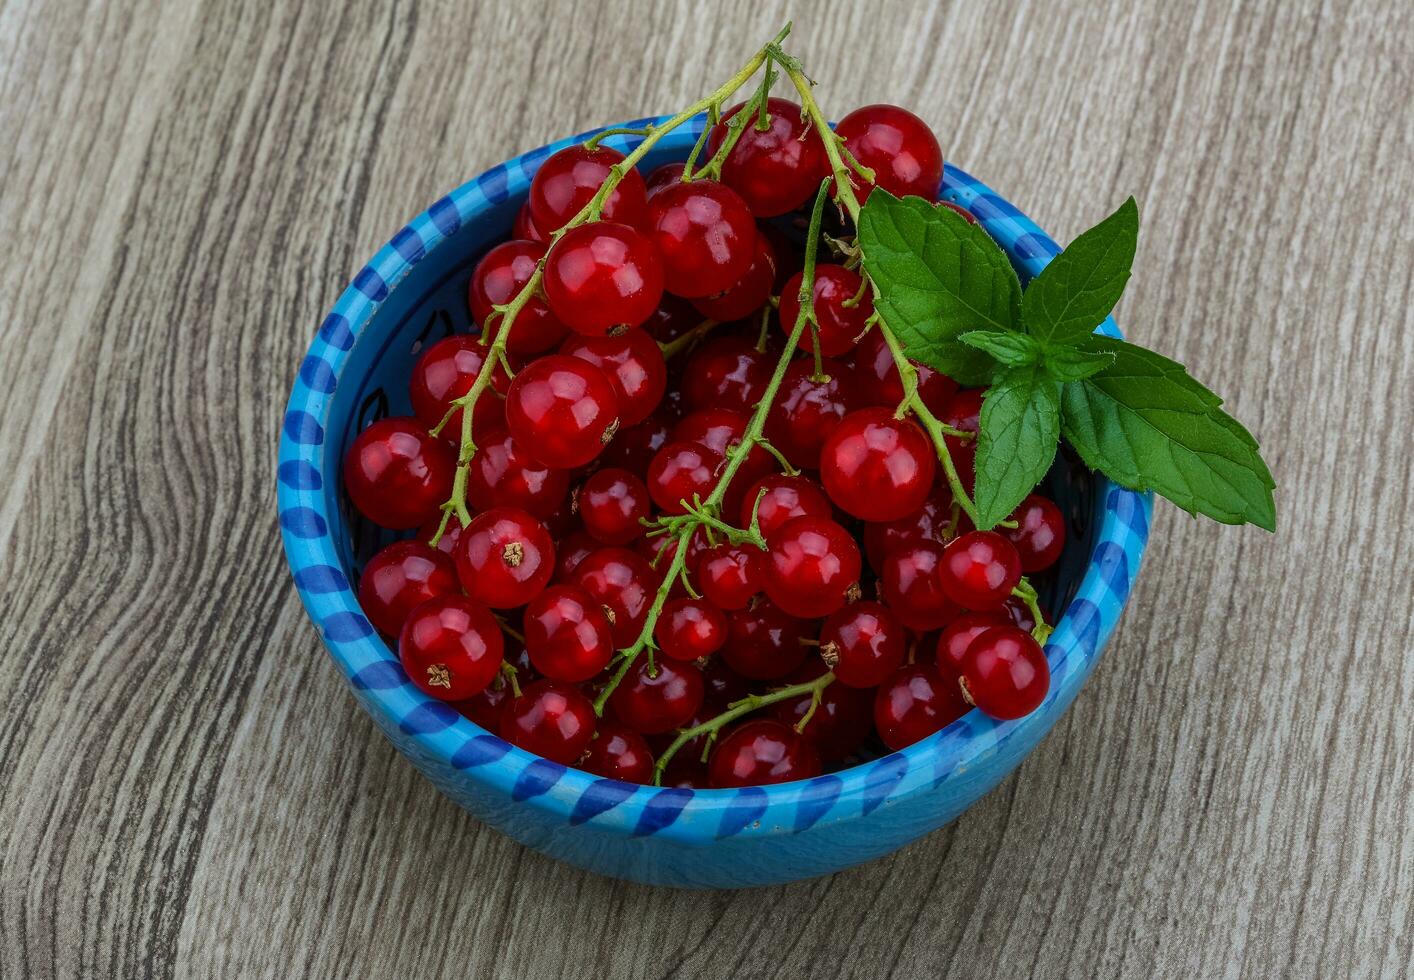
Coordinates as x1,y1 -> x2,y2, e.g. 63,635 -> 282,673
1012,578 -> 1054,644
584,124 -> 656,149
658,318 -> 718,360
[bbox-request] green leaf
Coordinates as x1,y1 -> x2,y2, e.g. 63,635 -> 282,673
1022,197 -> 1138,345
1042,345 -> 1114,382
859,190 -> 1023,385
959,330 -> 1040,367
972,365 -> 1062,529
1059,337 -> 1277,530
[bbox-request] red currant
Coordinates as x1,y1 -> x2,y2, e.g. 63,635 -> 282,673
879,540 -> 961,631
609,658 -> 704,735
700,655 -> 752,705
544,221 -> 664,335
707,98 -> 827,216
646,440 -> 721,515
595,411 -> 671,471
417,514 -> 462,556
690,231 -> 777,321
941,388 -> 983,494
821,600 -> 907,689
468,240 -> 569,353
500,679 -> 597,764
641,293 -> 702,341
1002,594 -> 1046,633
454,507 -> 554,609
505,354 -> 620,469
940,201 -> 977,224
408,335 -> 508,436
778,264 -> 872,358
645,162 -> 687,196
647,178 -> 756,297
935,611 -> 1012,679
939,530 -> 1022,611
848,328 -> 958,415
577,467 -> 650,545
862,486 -> 954,572
558,327 -> 666,426
739,473 -> 832,537
720,597 -> 810,680
1000,494 -> 1065,572
453,675 -> 514,730
762,515 -> 861,619
959,626 -> 1049,720
709,719 -> 821,787
635,527 -> 709,583
671,411 -> 773,516
552,528 -> 598,582
874,663 -> 969,750
398,596 -> 504,701
513,202 -> 547,242
358,540 -> 459,638
771,663 -> 874,761
578,722 -> 655,783
527,144 -> 649,233
465,427 -> 570,519
571,547 -> 656,647
764,357 -> 859,469
681,336 -> 769,414
653,597 -> 728,662
694,542 -> 765,611
661,755 -> 709,788
344,417 -> 455,529
522,584 -> 614,682
819,407 -> 936,521
835,104 -> 943,201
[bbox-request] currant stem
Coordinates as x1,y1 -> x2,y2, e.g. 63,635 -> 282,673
1012,578 -> 1054,644
658,318 -> 718,360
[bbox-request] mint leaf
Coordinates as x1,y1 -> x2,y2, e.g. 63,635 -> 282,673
972,365 -> 1061,529
859,190 -> 1022,385
959,330 -> 1040,367
1043,345 -> 1114,382
1023,197 -> 1138,346
1059,338 -> 1276,530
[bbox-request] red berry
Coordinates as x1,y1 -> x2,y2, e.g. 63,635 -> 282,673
762,515 -> 861,619
681,336 -> 769,414
512,202 -> 547,242
940,201 -> 977,223
578,722 -> 655,783
835,104 -> 943,201
1000,494 -> 1065,572
522,584 -> 614,682
874,663 -> 968,750
465,427 -> 570,520
559,327 -> 666,426
505,354 -> 620,469
577,467 -> 650,545
645,162 -> 687,196
408,335 -> 508,436
939,531 -> 1022,611
646,440 -> 721,515
848,328 -> 958,415
544,222 -> 664,335
941,389 -> 983,494
862,486 -> 954,572
819,407 -> 936,521
936,611 -> 1012,679
653,598 -> 728,662
739,473 -> 832,537
694,542 -> 765,611
764,357 -> 859,469
454,507 -> 554,609
707,98 -> 827,216
641,293 -> 702,341
709,719 -> 821,787
771,664 -> 874,760
571,547 -> 656,647
778,264 -> 872,358
671,410 -> 775,514
720,598 -> 809,680
468,240 -> 569,353
821,600 -> 907,689
500,679 -> 597,764
701,655 -> 753,705
635,527 -> 709,583
527,144 -> 648,233
358,540 -> 459,638
417,514 -> 462,556
879,540 -> 961,631
660,755 -> 709,788
398,596 -> 504,701
343,417 -> 455,529
647,178 -> 756,297
690,231 -> 777,321
960,626 -> 1049,720
596,411 -> 671,472
609,658 -> 704,735
1001,594 -> 1046,633
552,528 -> 598,582
452,676 -> 514,731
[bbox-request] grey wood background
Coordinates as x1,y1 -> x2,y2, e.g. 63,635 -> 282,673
2,0 -> 1411,976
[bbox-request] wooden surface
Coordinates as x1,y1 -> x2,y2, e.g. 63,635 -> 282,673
2,0 -> 1411,975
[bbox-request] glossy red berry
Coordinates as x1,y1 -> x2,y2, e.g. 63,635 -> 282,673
500,679 -> 597,764
465,427 -> 570,519
578,722 -> 655,783
609,658 -> 704,735
819,407 -> 936,521
453,676 -> 514,731
577,467 -> 650,545
552,528 -> 598,582
778,264 -> 873,358
527,144 -> 649,233
862,486 -> 954,572
646,440 -> 721,515
707,98 -> 828,216
505,354 -> 620,469
641,293 -> 702,341
1002,594 -> 1046,633
720,597 -> 810,680
935,611 -> 1012,678
739,473 -> 832,537
771,663 -> 874,761
596,411 -> 671,472
647,178 -> 756,297
821,600 -> 907,689
408,335 -> 509,436
358,540 -> 459,638
939,531 -> 1022,611
960,626 -> 1049,720
681,336 -> 769,414
941,388 -> 983,494
654,598 -> 728,662
468,240 -> 569,353
418,514 -> 462,556
398,596 -> 504,701
512,202 -> 547,242
645,162 -> 687,196
879,540 -> 961,631
848,327 -> 958,415
709,719 -> 821,787
700,655 -> 753,706
874,663 -> 969,750
454,507 -> 554,609
764,357 -> 859,469
558,327 -> 666,426
1001,494 -> 1065,572
762,515 -> 861,619
690,231 -> 776,321
344,417 -> 456,529
544,222 -> 664,336
522,584 -> 614,682
694,542 -> 765,611
635,527 -> 709,583
671,409 -> 777,515
835,104 -> 944,201
571,547 -> 656,647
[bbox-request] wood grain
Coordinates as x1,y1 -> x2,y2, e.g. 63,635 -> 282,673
2,0 -> 1411,976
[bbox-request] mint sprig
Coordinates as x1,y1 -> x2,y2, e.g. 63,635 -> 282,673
858,191 -> 1276,532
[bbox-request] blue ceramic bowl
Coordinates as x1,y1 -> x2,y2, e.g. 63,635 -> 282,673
278,115 -> 1152,889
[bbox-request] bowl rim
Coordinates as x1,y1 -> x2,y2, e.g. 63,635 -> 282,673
278,114 -> 1153,844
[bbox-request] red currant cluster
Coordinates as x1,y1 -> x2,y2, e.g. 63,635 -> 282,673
341,97 -> 1066,789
